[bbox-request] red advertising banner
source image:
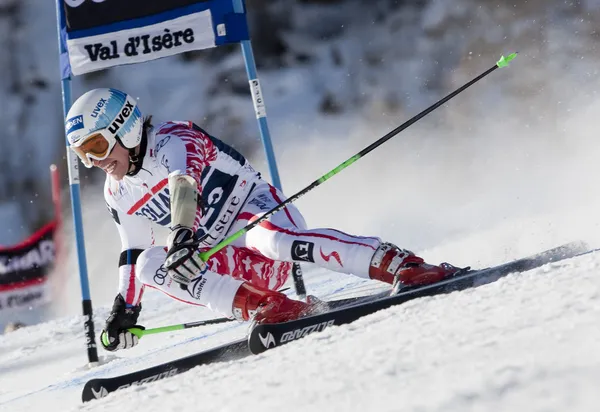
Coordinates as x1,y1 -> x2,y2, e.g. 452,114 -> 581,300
0,222 -> 57,311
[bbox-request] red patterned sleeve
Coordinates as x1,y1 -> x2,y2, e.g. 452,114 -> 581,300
155,122 -> 218,231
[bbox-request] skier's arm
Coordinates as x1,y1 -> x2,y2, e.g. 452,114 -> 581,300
102,190 -> 154,351
107,201 -> 154,306
101,175 -> 155,306
164,172 -> 207,287
153,124 -> 217,287
154,123 -> 218,232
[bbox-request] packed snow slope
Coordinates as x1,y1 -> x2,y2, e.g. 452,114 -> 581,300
5,32 -> 600,412
0,232 -> 599,412
3,1 -> 600,410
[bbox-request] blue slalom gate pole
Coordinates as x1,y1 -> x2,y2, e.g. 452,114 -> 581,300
55,1 -> 98,364
232,0 -> 282,190
232,0 -> 306,299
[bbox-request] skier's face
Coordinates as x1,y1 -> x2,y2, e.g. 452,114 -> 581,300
91,143 -> 130,180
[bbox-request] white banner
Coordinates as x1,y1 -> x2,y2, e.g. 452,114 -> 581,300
67,10 -> 215,75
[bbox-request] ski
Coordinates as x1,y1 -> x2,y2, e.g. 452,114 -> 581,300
81,338 -> 250,402
82,241 -> 591,402
248,241 -> 591,354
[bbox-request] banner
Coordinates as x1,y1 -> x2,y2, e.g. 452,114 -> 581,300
58,0 -> 250,77
0,222 -> 57,311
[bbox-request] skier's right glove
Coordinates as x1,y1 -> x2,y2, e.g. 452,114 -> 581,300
164,226 -> 207,288
100,294 -> 144,352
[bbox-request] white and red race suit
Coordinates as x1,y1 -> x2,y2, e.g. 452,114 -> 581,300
106,121 -> 382,317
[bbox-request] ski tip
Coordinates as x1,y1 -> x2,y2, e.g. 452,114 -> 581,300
82,380 -> 109,402
248,325 -> 271,355
497,52 -> 518,68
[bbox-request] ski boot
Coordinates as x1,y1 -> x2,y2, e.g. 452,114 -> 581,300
369,243 -> 460,290
232,282 -> 316,324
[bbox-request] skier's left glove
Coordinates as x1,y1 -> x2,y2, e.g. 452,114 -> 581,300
164,226 -> 207,288
100,294 -> 144,352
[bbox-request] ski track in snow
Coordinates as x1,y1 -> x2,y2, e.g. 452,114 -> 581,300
1,248 -> 599,412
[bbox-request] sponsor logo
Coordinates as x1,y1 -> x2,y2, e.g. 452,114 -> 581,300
200,186 -> 224,224
106,203 -> 120,224
248,194 -> 271,211
90,98 -> 107,118
0,240 -> 55,275
319,248 -> 343,267
200,196 -> 241,244
196,168 -> 245,240
258,332 -> 276,349
66,115 -> 84,135
291,240 -> 315,263
67,149 -> 81,183
68,133 -> 82,144
83,28 -> 195,62
107,101 -> 134,135
83,314 -> 97,349
108,180 -> 126,201
242,162 -> 258,175
249,79 -> 266,118
91,385 -> 109,399
156,136 -> 171,153
134,187 -> 171,226
370,243 -> 391,268
115,368 -> 179,391
0,290 -> 44,310
213,195 -> 240,232
153,265 -> 169,286
280,320 -> 336,343
160,155 -> 170,171
292,263 -> 303,278
188,276 -> 207,300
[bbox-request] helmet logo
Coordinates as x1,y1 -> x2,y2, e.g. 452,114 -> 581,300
107,101 -> 135,136
66,115 -> 84,135
90,98 -> 108,118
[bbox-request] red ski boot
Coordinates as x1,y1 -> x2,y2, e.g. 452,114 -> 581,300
369,243 -> 459,288
232,282 -> 313,324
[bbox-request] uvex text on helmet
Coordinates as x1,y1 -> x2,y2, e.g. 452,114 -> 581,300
65,88 -> 143,149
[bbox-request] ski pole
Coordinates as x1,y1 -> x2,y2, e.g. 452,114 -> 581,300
125,288 -> 291,339
290,263 -> 306,300
127,317 -> 233,339
198,53 -> 517,263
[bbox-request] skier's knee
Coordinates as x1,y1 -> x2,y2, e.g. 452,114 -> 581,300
135,246 -> 168,284
242,228 -> 274,259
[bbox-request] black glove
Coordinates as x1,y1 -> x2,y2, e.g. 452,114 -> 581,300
100,294 -> 144,352
164,226 -> 207,288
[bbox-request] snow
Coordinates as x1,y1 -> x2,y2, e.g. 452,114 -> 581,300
1,242 -> 599,412
5,99 -> 600,408
2,1 -> 600,411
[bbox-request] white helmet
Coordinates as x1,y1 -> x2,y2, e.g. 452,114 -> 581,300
65,88 -> 143,167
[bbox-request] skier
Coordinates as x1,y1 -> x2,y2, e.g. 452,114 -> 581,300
64,88 -> 458,352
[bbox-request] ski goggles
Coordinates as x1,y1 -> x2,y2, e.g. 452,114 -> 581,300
70,130 -> 117,168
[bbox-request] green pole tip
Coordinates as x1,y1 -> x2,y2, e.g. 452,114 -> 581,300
497,52 -> 518,68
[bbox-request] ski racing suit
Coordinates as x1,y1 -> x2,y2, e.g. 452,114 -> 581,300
105,121 -> 382,318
